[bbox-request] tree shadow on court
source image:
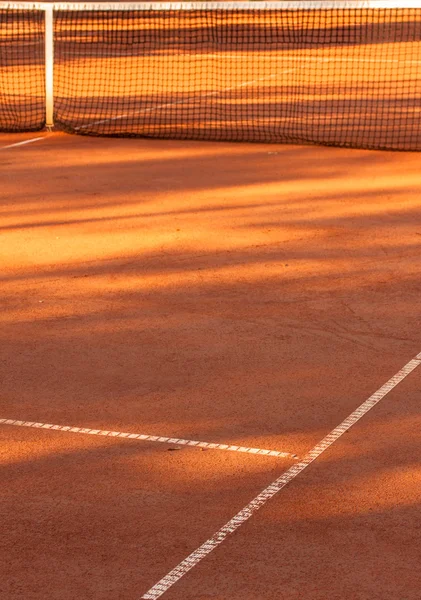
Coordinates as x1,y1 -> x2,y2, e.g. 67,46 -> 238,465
0,139 -> 417,215
1,136 -> 421,593
2,11 -> 421,599
1,137 -> 421,453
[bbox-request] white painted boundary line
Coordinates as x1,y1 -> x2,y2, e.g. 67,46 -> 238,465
141,351 -> 421,599
0,137 -> 46,150
90,53 -> 421,67
0,419 -> 297,459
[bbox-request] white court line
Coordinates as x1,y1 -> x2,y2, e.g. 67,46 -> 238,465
206,54 -> 421,66
0,137 -> 46,150
141,351 -> 421,599
0,419 -> 297,459
105,53 -> 421,67
76,70 -> 295,131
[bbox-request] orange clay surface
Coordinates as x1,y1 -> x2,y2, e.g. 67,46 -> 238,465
1,132 -> 421,599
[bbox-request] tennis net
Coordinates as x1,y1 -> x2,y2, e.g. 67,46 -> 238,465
1,2 -> 421,150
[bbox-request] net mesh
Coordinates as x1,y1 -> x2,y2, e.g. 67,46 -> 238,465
2,3 -> 421,150
0,8 -> 45,131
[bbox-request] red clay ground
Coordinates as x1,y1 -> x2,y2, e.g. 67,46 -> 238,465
1,133 -> 421,599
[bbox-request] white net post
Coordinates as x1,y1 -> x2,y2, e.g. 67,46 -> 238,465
45,5 -> 54,129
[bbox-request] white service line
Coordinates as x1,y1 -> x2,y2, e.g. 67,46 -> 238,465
0,419 -> 297,459
141,351 -> 421,600
0,136 -> 46,150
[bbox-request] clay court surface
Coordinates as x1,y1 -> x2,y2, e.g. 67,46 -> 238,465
1,132 -> 421,599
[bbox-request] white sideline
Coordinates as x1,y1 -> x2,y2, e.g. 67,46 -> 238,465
0,137 -> 45,150
141,351 -> 421,599
0,419 -> 297,459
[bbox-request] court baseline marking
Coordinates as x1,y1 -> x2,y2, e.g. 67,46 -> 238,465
0,419 -> 297,460
141,350 -> 421,599
0,136 -> 46,150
